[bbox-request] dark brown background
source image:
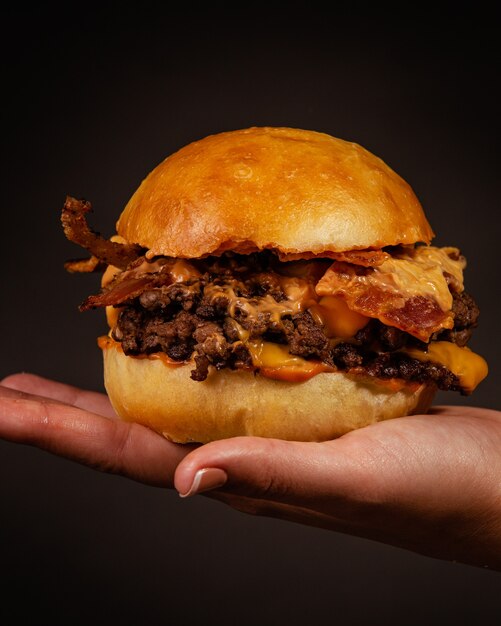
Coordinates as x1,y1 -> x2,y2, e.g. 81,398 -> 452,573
1,6 -> 500,625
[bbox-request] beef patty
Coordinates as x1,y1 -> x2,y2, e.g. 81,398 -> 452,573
110,256 -> 479,392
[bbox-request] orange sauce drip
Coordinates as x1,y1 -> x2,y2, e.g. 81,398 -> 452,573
260,362 -> 334,382
97,336 -> 186,367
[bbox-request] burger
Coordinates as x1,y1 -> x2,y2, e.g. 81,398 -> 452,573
62,127 -> 488,443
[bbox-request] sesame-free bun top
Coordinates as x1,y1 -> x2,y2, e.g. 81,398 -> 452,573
117,127 -> 434,258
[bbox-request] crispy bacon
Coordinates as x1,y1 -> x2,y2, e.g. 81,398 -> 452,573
80,275 -> 158,311
61,196 -> 143,270
64,255 -> 105,273
277,248 -> 389,266
78,258 -> 180,311
352,288 -> 451,341
329,249 -> 390,267
316,260 -> 455,342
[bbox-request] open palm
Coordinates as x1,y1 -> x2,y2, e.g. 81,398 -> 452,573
1,373 -> 500,570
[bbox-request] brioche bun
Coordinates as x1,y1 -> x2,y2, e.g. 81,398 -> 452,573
102,338 -> 436,443
117,127 -> 433,258
101,127 -> 438,443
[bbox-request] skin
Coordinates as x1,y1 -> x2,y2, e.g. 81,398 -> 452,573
1,373 -> 500,571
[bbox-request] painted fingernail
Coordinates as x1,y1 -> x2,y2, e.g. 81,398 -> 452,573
179,468 -> 228,498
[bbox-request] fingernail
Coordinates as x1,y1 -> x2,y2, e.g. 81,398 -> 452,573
179,468 -> 228,498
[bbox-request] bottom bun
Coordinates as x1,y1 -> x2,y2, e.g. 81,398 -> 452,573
101,339 -> 436,443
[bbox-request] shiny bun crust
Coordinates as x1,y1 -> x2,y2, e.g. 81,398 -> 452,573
117,127 -> 434,258
102,340 -> 436,443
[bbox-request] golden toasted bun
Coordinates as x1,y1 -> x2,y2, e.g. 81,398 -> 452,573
117,127 -> 434,258
102,339 -> 436,443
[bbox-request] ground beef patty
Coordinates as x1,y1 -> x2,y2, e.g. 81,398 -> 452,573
112,269 -> 478,392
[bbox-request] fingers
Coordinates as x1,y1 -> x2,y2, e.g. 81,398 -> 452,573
174,408 -> 501,513
0,387 -> 192,487
174,436 -> 363,511
1,373 -> 117,418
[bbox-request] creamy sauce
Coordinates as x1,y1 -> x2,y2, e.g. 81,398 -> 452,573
373,246 -> 465,311
204,278 -> 315,325
316,245 -> 465,313
99,245 -> 478,385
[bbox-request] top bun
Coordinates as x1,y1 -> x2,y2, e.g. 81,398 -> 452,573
117,127 -> 434,258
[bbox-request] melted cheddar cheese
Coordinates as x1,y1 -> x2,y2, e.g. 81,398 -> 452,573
247,340 -> 309,369
405,342 -> 488,392
309,296 -> 368,339
102,263 -> 122,328
99,244 -> 486,391
247,340 -> 333,381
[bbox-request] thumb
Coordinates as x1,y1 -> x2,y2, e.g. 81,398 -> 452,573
174,436 -> 367,509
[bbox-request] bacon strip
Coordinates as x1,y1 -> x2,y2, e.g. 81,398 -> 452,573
64,255 -> 105,273
277,249 -> 389,266
316,259 -> 456,342
329,249 -> 390,267
78,258 -> 183,311
61,196 -> 143,270
80,275 -> 157,311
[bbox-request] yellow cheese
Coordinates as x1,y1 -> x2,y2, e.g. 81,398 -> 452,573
405,341 -> 488,392
101,264 -> 121,288
309,296 -> 368,339
246,339 -> 332,381
105,306 -> 120,329
247,340 -> 308,369
102,263 -> 123,329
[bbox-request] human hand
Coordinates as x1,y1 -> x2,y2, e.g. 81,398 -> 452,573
0,373 -> 193,487
1,374 -> 500,571
174,405 -> 501,571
